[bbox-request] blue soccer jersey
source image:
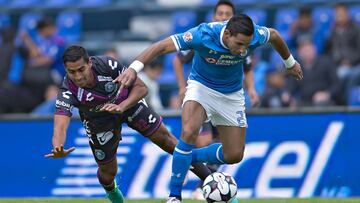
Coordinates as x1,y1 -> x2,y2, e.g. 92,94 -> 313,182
171,21 -> 270,93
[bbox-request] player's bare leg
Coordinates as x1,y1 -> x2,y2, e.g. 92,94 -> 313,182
167,101 -> 207,201
217,126 -> 246,164
148,123 -> 212,180
97,159 -> 124,203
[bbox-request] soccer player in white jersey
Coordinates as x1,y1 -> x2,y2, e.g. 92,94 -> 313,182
114,14 -> 303,202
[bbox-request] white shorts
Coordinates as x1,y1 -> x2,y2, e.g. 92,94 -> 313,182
182,80 -> 247,127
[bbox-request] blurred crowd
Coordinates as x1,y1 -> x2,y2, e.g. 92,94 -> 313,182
0,2 -> 360,115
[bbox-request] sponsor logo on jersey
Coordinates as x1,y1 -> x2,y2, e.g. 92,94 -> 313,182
96,131 -> 114,145
98,75 -> 113,82
209,50 -> 218,54
127,105 -> 144,122
55,100 -> 71,110
182,32 -> 193,42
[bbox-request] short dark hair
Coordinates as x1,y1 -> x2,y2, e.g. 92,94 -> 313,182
299,7 -> 312,16
214,0 -> 236,15
63,45 -> 90,64
226,14 -> 254,36
36,17 -> 55,31
335,2 -> 348,10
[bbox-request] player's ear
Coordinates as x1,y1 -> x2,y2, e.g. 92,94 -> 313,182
223,29 -> 231,38
88,57 -> 92,67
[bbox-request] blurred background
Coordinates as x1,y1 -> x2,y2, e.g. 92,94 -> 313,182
1,0 -> 360,113
0,0 -> 360,201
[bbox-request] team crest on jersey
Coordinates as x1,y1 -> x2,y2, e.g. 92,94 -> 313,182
95,149 -> 105,160
105,82 -> 116,93
182,32 -> 193,42
205,57 -> 217,64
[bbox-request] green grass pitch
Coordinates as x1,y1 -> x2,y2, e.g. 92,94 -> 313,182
0,198 -> 359,203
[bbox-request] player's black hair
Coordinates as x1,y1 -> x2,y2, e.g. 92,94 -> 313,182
36,17 -> 55,30
214,0 -> 236,15
63,45 -> 90,64
334,2 -> 348,10
226,14 -> 254,37
299,7 -> 312,16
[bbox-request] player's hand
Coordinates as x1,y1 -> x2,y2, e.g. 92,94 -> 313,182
100,103 -> 124,114
113,68 -> 137,93
45,145 -> 75,158
248,89 -> 260,107
286,62 -> 303,80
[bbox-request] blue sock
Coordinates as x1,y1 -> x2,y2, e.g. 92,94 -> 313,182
169,139 -> 194,199
192,143 -> 228,165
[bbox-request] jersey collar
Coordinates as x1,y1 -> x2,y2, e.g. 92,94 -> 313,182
220,26 -> 229,49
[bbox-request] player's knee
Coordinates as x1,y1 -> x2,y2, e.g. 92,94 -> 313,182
223,150 -> 244,164
99,165 -> 118,180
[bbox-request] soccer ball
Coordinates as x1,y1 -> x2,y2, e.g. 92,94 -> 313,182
202,172 -> 237,203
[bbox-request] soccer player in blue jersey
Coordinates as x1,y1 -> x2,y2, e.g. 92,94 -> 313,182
173,1 -> 257,201
115,14 -> 303,202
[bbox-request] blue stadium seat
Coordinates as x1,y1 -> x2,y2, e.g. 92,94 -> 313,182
243,9 -> 267,25
204,10 -> 214,23
56,11 -> 82,43
264,0 -> 291,4
312,7 -> 333,54
299,0 -> 327,3
0,0 -> 9,7
77,0 -> 111,8
0,13 -> 10,30
348,87 -> 360,106
274,8 -> 298,43
350,6 -> 360,26
158,53 -> 177,85
200,0 -> 218,6
18,12 -> 42,40
233,0 -> 259,5
171,11 -> 197,34
269,50 -> 283,70
9,0 -> 42,8
43,0 -> 75,8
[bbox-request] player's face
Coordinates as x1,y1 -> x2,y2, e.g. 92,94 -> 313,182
223,30 -> 253,56
213,4 -> 233,22
65,58 -> 94,88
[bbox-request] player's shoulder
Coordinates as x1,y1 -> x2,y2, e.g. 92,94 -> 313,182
91,55 -> 124,73
251,23 -> 270,44
199,21 -> 226,34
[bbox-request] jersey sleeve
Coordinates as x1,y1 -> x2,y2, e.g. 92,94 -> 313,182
243,56 -> 252,72
54,82 -> 79,117
253,24 -> 271,46
170,25 -> 203,51
95,56 -> 127,79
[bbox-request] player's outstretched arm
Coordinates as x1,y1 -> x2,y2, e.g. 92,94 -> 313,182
244,70 -> 260,107
101,77 -> 148,114
45,114 -> 75,158
172,55 -> 187,102
268,28 -> 303,81
113,37 -> 177,91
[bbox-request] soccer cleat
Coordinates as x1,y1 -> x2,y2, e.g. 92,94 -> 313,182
192,187 -> 205,200
166,197 -> 182,203
106,181 -> 124,203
